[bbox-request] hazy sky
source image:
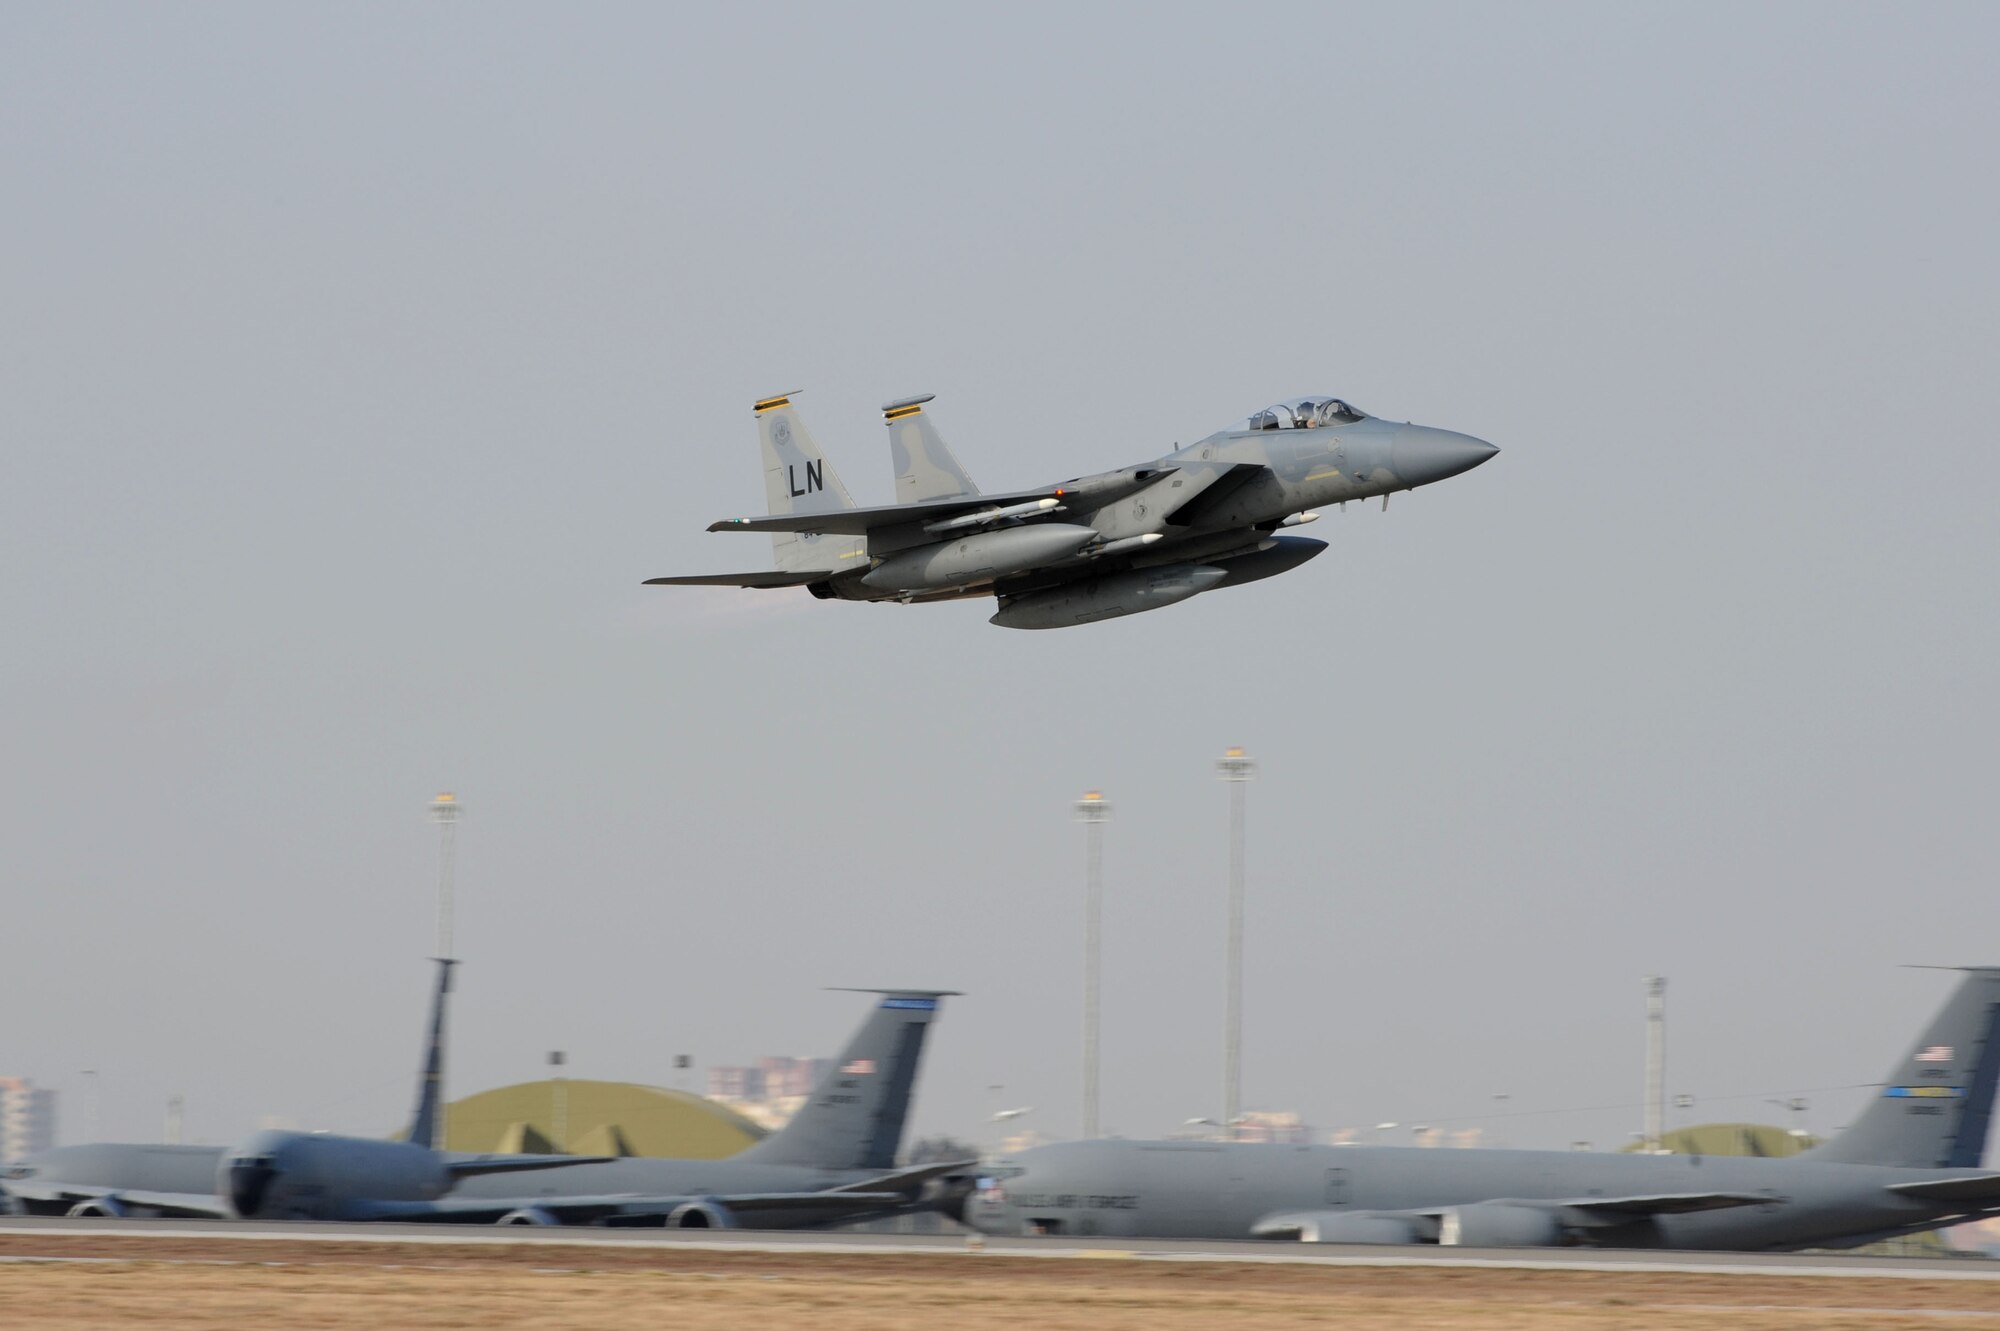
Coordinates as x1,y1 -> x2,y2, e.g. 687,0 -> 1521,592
4,3 -> 1997,1157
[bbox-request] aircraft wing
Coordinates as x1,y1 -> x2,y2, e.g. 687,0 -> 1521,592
641,571 -> 831,589
4,1181 -> 231,1219
823,1159 -> 976,1193
1550,1191 -> 1775,1219
1360,1191 -> 1774,1224
706,489 -> 1060,536
1886,1173 -> 2000,1203
374,1188 -> 913,1226
1252,1191 -> 1775,1244
374,1159 -> 976,1226
445,1153 -> 613,1180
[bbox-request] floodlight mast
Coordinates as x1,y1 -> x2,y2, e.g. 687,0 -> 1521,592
1644,976 -> 1667,1152
429,792 -> 461,961
1074,791 -> 1112,1140
415,792 -> 465,1153
1216,747 -> 1256,1137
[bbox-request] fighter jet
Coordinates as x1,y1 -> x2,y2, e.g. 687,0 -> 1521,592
964,968 -> 2000,1249
4,977 -> 965,1228
647,391 -> 1497,628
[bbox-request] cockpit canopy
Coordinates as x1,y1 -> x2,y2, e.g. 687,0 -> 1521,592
1229,396 -> 1367,433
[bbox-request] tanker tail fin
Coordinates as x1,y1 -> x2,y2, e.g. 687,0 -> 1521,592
1807,968 -> 2000,1169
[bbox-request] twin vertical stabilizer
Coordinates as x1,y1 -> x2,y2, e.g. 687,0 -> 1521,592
754,392 -> 864,573
882,394 -> 981,501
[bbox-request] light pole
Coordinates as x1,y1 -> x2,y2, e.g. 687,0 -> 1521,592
429,793 -> 461,961
549,1051 -> 568,1152
1074,790 -> 1111,1140
1643,976 -> 1666,1152
1216,746 -> 1256,1135
420,792 -> 462,1153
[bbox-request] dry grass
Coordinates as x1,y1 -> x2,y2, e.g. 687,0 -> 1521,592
0,1237 -> 1997,1330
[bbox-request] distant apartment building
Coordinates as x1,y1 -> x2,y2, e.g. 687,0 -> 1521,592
757,1056 -> 831,1099
1231,1110 -> 1312,1145
704,1056 -> 835,1132
704,1065 -> 765,1101
0,1078 -> 57,1161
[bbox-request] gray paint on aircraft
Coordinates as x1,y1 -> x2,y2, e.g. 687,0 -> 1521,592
4,986 -> 959,1229
647,392 -> 1496,627
964,970 -> 2000,1251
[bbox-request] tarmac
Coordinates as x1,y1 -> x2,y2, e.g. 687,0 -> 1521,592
0,1215 -> 1994,1281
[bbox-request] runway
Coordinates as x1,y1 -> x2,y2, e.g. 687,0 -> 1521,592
0,1216 -> 1992,1281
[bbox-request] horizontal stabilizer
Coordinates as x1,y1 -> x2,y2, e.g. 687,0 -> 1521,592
643,571 -> 828,589
444,1153 -> 611,1180
1886,1173 -> 2000,1203
661,1189 -> 903,1214
827,1158 -> 978,1194
709,490 -> 1059,536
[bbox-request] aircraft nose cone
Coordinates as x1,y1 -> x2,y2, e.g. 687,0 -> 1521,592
1391,428 -> 1499,488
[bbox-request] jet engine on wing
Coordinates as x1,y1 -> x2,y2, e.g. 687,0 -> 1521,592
665,1199 -> 739,1229
1252,1210 -> 1432,1243
1255,1201 -> 1567,1246
498,1207 -> 560,1226
1437,1202 -> 1566,1247
65,1196 -> 128,1218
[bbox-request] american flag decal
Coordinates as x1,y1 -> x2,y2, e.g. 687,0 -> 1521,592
843,1058 -> 876,1075
1917,1045 -> 1954,1062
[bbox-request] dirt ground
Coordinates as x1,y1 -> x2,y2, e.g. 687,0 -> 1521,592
1,1235 -> 1998,1330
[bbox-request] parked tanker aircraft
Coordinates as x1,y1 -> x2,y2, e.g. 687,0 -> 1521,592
646,391 -> 1497,628
965,968 -> 2000,1249
4,977 -> 964,1228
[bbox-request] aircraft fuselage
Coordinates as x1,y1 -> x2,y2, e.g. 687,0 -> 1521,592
966,1139 -> 1995,1250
